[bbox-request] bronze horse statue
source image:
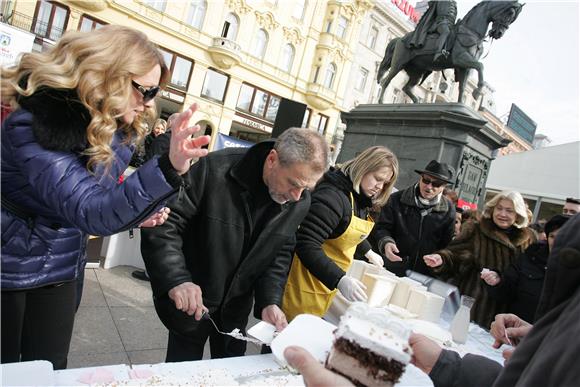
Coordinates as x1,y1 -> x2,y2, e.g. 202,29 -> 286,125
377,1 -> 523,104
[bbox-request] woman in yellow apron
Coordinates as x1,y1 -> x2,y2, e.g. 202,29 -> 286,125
283,146 -> 398,321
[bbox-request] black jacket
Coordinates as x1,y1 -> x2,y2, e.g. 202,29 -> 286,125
428,214 -> 580,387
486,242 -> 548,323
141,141 -> 311,324
294,168 -> 373,289
373,184 -> 455,276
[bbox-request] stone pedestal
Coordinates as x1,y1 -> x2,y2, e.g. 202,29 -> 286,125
339,103 -> 510,208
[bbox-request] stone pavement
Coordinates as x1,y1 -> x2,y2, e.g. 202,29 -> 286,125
68,266 -> 260,369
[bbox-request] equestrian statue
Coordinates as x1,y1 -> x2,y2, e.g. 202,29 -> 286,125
377,1 -> 523,104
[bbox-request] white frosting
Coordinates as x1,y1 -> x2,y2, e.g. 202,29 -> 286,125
336,303 -> 412,364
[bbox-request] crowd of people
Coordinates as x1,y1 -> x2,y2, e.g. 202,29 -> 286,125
1,24 -> 579,387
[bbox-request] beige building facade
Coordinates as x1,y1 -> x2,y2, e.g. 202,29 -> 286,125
2,0 -> 528,155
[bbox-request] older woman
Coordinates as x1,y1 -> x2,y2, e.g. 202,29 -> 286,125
1,26 -> 209,368
282,146 -> 398,321
423,190 -> 536,328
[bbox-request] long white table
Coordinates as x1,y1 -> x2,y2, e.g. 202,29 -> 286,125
2,353 -> 432,386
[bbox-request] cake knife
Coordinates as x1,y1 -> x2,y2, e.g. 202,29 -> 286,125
201,311 -> 267,346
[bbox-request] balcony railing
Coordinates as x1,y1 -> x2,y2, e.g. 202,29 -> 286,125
6,11 -> 65,41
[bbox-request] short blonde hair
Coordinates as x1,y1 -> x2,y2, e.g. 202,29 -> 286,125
1,25 -> 169,172
152,118 -> 167,133
339,146 -> 398,207
483,190 -> 529,228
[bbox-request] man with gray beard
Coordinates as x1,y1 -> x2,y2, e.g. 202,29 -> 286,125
141,128 -> 329,361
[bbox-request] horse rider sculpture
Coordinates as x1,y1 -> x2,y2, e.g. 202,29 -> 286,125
407,0 -> 458,62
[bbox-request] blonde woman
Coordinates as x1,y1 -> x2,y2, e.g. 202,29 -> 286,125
1,26 -> 209,369
423,190 -> 536,328
283,146 -> 398,321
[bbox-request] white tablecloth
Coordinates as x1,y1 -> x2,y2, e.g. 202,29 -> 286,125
1,353 -> 431,386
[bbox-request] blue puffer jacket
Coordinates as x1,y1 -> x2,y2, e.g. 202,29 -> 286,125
1,88 -> 180,290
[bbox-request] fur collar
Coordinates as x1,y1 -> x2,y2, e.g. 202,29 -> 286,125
17,87 -> 91,152
479,217 -> 534,249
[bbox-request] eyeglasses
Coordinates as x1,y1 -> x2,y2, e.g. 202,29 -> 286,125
131,80 -> 160,103
421,176 -> 446,188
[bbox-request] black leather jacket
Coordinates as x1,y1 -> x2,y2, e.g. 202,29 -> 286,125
373,184 -> 455,276
141,141 -> 311,322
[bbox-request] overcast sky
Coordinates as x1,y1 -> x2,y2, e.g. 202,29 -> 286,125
454,0 -> 579,145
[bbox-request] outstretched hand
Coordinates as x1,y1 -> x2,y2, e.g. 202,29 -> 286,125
284,346 -> 352,386
169,103 -> 211,175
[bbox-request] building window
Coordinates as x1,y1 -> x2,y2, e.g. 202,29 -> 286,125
293,0 -> 306,20
252,29 -> 268,59
78,15 -> 106,32
143,0 -> 166,12
221,13 -> 239,40
302,108 -> 312,128
323,63 -> 336,89
237,83 -> 254,111
312,66 -> 320,83
280,44 -> 295,72
367,25 -> 378,49
186,0 -> 206,29
33,1 -> 69,41
311,114 -> 329,134
336,16 -> 348,39
159,48 -> 194,90
201,68 -> 229,103
236,83 -> 280,122
356,67 -> 369,92
324,19 -> 332,33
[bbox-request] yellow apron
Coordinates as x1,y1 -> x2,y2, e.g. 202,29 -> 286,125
283,193 -> 374,322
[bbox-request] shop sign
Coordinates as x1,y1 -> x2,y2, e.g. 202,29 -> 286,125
159,89 -> 185,104
0,23 -> 35,66
391,0 -> 421,23
214,133 -> 252,150
232,114 -> 272,133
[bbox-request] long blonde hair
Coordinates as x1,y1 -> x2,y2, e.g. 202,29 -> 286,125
339,146 -> 398,207
1,25 -> 169,171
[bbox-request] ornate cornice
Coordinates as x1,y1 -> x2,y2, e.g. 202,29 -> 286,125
282,27 -> 305,45
254,11 -> 279,31
343,0 -> 374,22
226,0 -> 252,15
68,0 -> 107,11
328,46 -> 349,63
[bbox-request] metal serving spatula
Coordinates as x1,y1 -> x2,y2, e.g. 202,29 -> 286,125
201,311 -> 266,346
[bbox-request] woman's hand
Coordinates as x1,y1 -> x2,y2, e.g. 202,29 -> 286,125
480,268 -> 501,286
139,207 -> 170,228
423,254 -> 443,267
169,103 -> 211,175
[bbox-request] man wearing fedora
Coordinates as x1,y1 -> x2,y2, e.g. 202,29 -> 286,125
373,160 -> 456,276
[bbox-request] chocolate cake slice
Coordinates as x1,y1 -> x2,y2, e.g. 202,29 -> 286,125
325,303 -> 412,387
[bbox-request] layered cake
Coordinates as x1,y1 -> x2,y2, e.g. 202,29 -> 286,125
325,303 -> 412,386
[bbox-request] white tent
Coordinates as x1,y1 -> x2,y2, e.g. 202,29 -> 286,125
486,141 -> 580,218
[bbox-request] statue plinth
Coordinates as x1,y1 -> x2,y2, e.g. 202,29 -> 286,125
339,103 -> 510,208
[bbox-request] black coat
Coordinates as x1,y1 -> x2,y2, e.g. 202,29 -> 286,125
141,141 -> 311,328
294,168 -> 373,289
486,242 -> 549,323
373,184 -> 455,276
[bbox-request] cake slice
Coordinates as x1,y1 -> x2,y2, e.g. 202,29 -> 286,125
325,303 -> 412,387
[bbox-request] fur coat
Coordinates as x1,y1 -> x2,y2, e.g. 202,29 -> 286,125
434,217 -> 536,328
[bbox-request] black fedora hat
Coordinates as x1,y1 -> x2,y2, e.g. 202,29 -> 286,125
415,160 -> 455,184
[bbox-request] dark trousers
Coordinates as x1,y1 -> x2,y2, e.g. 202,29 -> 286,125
154,295 -> 247,362
1,280 -> 77,370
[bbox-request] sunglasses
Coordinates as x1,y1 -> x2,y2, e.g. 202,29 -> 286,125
131,80 -> 160,103
421,175 -> 446,188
